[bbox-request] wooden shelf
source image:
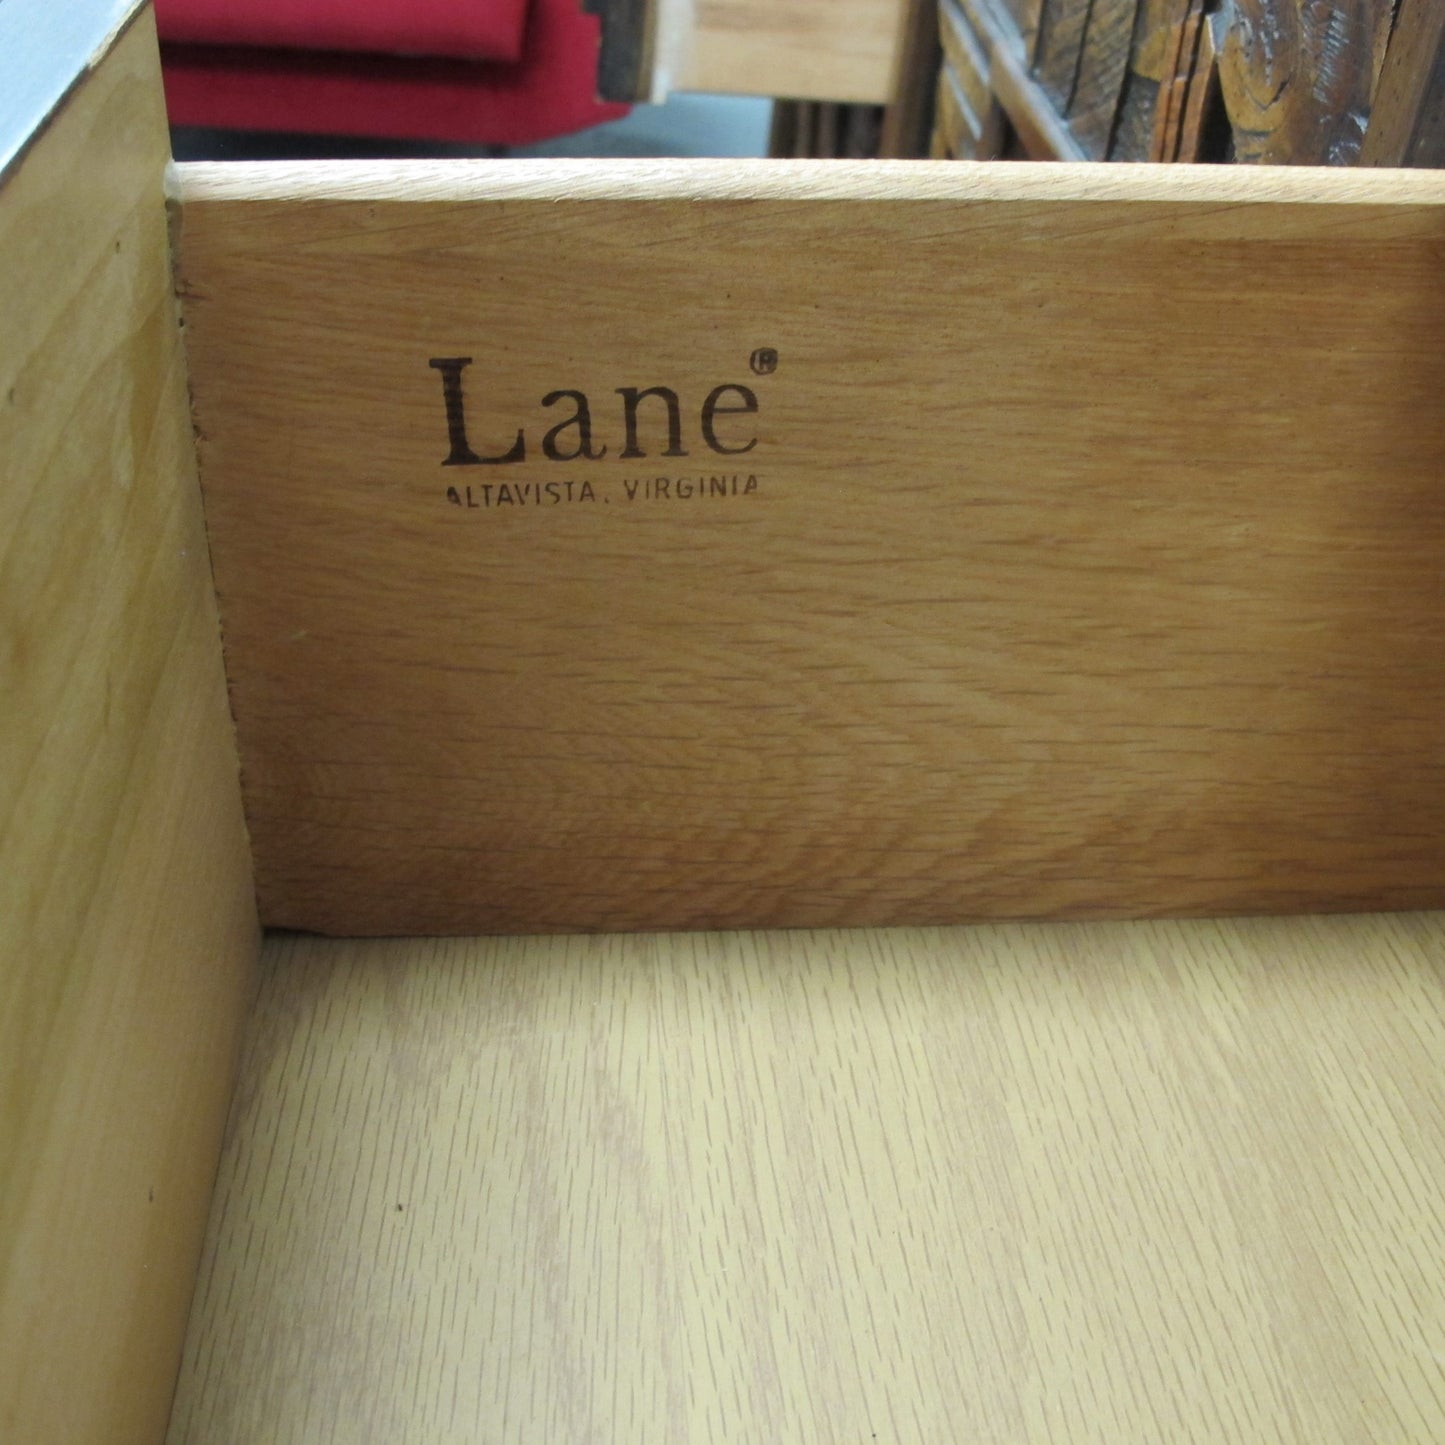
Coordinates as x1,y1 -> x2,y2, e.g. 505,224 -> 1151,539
169,916 -> 1445,1442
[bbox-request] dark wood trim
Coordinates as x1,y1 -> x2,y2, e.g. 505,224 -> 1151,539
880,0 -> 944,157
583,0 -> 657,104
955,0 -> 1088,160
1360,0 -> 1445,166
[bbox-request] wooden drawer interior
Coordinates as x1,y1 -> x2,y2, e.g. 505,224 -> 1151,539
6,5 -> 1445,1442
168,919 -> 1445,1443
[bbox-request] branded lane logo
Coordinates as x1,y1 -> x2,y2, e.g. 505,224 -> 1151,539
428,357 -> 761,465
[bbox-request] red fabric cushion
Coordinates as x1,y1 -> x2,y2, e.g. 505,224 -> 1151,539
154,0 -> 531,65
161,0 -> 626,148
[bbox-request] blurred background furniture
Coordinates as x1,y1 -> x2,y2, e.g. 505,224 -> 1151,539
588,0 -> 940,156
586,0 -> 1445,165
156,0 -> 628,148
928,0 -> 1445,164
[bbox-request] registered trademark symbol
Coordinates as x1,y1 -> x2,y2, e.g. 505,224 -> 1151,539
750,347 -> 779,376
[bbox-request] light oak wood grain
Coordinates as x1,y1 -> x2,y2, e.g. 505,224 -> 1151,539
169,916 -> 1445,1443
659,0 -> 911,104
175,159 -> 1445,935
0,10 -> 258,1441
